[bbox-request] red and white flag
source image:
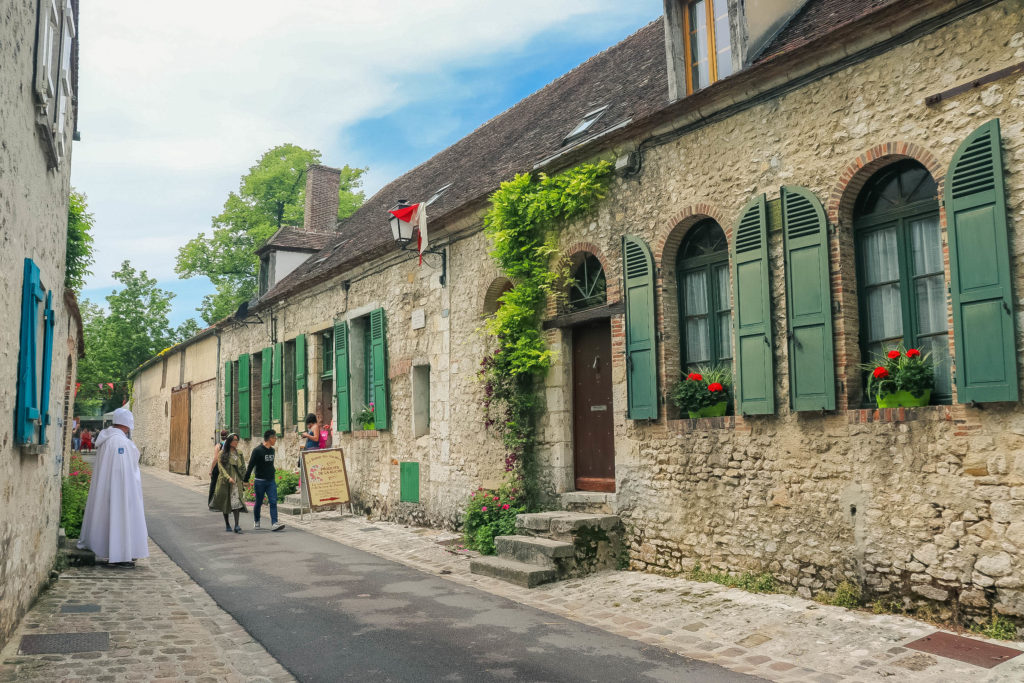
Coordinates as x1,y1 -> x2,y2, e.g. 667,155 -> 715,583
388,202 -> 429,264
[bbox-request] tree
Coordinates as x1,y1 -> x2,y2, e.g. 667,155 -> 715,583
176,143 -> 366,324
66,189 -> 96,292
75,261 -> 197,412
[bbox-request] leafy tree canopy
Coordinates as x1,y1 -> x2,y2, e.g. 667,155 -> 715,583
66,189 -> 96,292
75,261 -> 197,413
175,143 -> 366,324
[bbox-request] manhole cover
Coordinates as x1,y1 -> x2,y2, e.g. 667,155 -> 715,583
358,527 -> 381,533
59,604 -> 101,613
905,631 -> 1022,669
19,632 -> 109,654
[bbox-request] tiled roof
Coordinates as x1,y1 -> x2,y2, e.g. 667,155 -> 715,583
260,18 -> 669,306
755,0 -> 899,63
256,225 -> 336,255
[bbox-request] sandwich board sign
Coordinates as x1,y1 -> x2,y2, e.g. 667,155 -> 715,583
299,448 -> 351,512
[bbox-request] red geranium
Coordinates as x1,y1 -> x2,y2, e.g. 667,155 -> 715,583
887,350 -> 901,359
873,366 -> 889,379
707,382 -> 724,393
906,348 -> 921,358
687,373 -> 703,381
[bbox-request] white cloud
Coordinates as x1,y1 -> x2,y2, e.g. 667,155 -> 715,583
73,0 -> 661,287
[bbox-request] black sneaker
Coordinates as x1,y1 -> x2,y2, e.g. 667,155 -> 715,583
234,526 -> 243,534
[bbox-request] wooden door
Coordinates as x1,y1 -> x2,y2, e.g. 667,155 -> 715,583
169,386 -> 191,474
572,320 -> 615,491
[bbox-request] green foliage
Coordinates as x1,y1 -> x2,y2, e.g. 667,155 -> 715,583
462,481 -> 526,555
176,144 -> 366,324
670,363 -> 732,413
242,468 -> 300,502
356,404 -> 376,430
61,454 -> 93,538
76,261 -> 196,410
66,189 -> 96,293
476,160 -> 612,507
971,615 -> 1019,641
862,346 -> 935,402
687,563 -> 777,593
816,581 -> 862,608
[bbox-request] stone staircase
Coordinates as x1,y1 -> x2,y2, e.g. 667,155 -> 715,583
469,511 -> 623,588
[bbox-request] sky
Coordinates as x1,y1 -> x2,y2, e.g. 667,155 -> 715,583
73,0 -> 665,327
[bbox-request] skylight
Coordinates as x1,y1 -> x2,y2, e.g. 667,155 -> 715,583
564,106 -> 608,143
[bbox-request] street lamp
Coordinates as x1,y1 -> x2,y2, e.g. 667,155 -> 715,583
387,199 -> 446,287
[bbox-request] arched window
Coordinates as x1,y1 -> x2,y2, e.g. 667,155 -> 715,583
854,159 -> 950,400
568,254 -> 606,311
676,219 -> 731,372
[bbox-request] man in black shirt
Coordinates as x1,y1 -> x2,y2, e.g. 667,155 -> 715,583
245,429 -> 285,531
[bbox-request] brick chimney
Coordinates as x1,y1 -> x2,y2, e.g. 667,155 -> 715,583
303,164 -> 341,232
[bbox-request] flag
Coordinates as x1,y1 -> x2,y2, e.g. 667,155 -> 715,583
107,383 -> 114,392
388,202 -> 429,264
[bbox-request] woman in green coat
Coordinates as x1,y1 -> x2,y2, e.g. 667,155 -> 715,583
210,433 -> 248,533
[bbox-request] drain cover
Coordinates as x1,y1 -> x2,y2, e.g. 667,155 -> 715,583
59,604 -> 101,613
19,632 -> 109,654
905,632 -> 1022,669
358,527 -> 381,533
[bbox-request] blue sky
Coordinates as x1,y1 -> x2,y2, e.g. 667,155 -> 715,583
74,1 -> 664,327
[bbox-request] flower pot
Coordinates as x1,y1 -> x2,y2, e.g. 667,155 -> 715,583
361,422 -> 375,431
877,389 -> 931,409
688,401 -> 728,419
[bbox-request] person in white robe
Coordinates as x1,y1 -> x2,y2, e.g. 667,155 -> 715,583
77,407 -> 149,567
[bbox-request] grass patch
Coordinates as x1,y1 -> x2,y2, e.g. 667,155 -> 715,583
816,581 -> 862,609
687,563 -> 777,594
971,615 -> 1019,641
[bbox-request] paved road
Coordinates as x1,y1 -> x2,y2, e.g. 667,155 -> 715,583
143,473 -> 757,682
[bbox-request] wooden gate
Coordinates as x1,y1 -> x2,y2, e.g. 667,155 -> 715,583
169,385 -> 191,474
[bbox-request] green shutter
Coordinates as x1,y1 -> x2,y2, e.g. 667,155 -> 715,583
370,308 -> 389,430
622,235 -> 658,419
732,195 -> 775,415
946,119 -> 1018,403
238,354 -> 251,439
261,347 -> 272,434
271,342 -> 283,425
400,462 -> 420,503
224,360 -> 233,431
334,320 -> 351,432
782,186 -> 835,411
295,333 -> 306,390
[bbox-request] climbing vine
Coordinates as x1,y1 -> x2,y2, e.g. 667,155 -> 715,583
472,160 -> 612,531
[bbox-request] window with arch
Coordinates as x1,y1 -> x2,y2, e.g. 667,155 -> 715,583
568,254 -> 606,311
676,219 -> 731,372
854,159 -> 951,401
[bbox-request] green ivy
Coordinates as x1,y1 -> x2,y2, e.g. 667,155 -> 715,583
474,160 -> 612,519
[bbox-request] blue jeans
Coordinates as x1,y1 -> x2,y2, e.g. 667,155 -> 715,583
253,478 -> 278,525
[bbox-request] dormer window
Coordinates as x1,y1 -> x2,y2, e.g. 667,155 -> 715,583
683,0 -> 731,94
563,106 -> 607,144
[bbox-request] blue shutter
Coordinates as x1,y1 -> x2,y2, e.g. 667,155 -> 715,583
16,259 -> 44,444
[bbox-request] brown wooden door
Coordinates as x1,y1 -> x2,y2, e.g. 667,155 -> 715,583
572,320 -> 615,491
169,386 -> 191,474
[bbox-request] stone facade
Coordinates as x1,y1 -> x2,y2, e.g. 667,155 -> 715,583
132,0 -> 1024,628
0,0 -> 82,647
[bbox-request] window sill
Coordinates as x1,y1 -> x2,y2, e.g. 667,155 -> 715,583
20,443 -> 47,456
353,429 -> 380,439
847,405 -> 953,424
667,416 -> 736,433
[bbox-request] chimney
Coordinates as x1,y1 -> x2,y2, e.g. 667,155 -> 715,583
303,164 -> 341,232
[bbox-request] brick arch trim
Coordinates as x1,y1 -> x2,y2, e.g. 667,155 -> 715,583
827,142 -> 945,229
564,242 -> 620,302
481,276 -> 514,316
654,204 -> 732,269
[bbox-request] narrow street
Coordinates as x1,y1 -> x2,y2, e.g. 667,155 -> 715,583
142,473 -> 755,682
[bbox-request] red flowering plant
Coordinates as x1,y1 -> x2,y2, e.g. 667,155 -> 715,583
669,364 -> 732,416
862,345 -> 935,405
462,479 -> 527,555
61,453 -> 94,538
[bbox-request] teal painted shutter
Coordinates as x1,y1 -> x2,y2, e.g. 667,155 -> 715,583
334,320 -> 351,432
16,259 -> 44,444
400,462 -> 420,503
224,360 -> 233,432
946,119 -> 1018,403
271,342 -> 283,425
782,186 -> 835,411
732,195 -> 775,415
238,354 -> 251,439
261,347 -> 272,433
39,292 -> 55,444
622,235 -> 658,419
370,308 -> 389,430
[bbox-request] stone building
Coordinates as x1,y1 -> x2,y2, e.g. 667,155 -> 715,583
133,0 -> 1024,623
0,0 -> 83,646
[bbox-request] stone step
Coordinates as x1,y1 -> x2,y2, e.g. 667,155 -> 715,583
284,493 -> 304,505
276,501 -> 310,516
469,556 -> 557,588
516,511 -> 621,535
494,535 -> 574,567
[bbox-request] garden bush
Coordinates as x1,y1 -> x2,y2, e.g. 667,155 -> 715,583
242,468 -> 300,502
61,453 -> 93,538
463,482 -> 526,555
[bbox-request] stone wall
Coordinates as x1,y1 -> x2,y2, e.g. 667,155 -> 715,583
0,0 -> 81,647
